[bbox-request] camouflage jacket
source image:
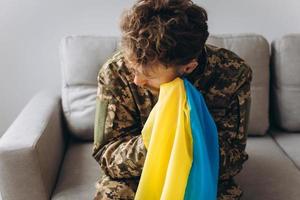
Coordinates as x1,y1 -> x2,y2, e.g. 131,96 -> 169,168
92,44 -> 253,199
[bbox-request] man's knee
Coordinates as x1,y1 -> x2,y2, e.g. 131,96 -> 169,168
93,175 -> 139,200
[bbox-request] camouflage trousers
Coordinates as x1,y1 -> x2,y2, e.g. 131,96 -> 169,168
93,175 -> 243,200
93,175 -> 139,200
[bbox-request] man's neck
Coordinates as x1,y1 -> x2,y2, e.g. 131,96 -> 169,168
185,46 -> 208,82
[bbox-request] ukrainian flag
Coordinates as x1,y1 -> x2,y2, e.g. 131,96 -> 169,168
135,77 -> 219,200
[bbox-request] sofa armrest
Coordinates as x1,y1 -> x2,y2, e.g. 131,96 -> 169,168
0,90 -> 67,200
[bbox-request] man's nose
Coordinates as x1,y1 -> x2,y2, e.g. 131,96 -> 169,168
134,75 -> 147,87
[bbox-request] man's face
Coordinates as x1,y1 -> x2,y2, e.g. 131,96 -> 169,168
128,63 -> 179,95
127,60 -> 198,95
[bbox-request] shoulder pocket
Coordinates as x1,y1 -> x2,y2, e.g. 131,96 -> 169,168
93,96 -> 109,149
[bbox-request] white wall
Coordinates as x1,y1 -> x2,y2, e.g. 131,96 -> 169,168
201,0 -> 300,40
1,0 -> 300,137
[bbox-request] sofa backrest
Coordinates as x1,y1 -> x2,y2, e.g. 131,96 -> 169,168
207,34 -> 270,136
59,34 -> 270,141
59,36 -> 120,140
271,33 -> 300,132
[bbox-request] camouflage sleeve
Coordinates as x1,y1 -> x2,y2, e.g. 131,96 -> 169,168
213,63 -> 253,182
92,61 -> 147,179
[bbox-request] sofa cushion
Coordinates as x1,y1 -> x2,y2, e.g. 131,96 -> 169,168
51,136 -> 300,200
271,33 -> 300,132
59,36 -> 120,140
60,34 -> 269,140
51,138 -> 103,200
207,33 -> 270,136
270,128 -> 300,170
235,135 -> 300,200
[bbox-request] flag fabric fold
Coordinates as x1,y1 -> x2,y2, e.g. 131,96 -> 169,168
135,77 -> 219,200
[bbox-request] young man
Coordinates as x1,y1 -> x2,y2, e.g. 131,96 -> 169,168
92,0 -> 252,199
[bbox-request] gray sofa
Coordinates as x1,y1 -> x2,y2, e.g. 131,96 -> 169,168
1,33 -> 300,200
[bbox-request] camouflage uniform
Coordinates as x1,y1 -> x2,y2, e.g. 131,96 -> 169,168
92,44 -> 253,200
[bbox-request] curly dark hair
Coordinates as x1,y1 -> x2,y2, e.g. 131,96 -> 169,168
120,0 -> 209,69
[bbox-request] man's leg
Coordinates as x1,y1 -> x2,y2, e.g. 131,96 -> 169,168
218,178 -> 243,200
93,175 -> 139,200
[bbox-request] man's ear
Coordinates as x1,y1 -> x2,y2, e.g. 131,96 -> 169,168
181,59 -> 198,74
